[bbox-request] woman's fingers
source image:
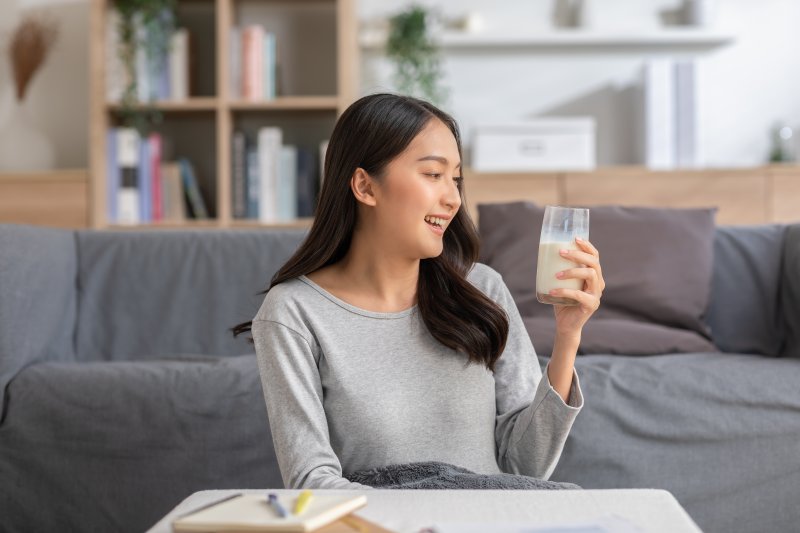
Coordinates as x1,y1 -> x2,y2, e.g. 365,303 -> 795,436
548,287 -> 600,313
556,267 -> 600,294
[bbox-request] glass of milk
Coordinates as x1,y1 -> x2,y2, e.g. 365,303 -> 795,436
536,205 -> 590,306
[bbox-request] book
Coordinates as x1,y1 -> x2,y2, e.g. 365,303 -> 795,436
243,25 -> 264,101
232,130 -> 248,218
172,493 -> 368,533
179,158 -> 209,219
258,127 -> 282,223
246,138 -> 260,219
160,161 -> 187,222
106,128 -> 119,222
230,26 -> 242,99
278,145 -> 298,221
116,127 -> 140,225
641,58 -> 675,170
170,28 -> 190,100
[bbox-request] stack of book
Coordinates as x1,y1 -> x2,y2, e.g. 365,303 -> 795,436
106,8 -> 190,102
106,127 -> 208,225
231,128 -> 328,223
229,25 -> 278,100
640,58 -> 700,169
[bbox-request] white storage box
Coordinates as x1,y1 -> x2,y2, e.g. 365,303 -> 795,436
471,118 -> 596,172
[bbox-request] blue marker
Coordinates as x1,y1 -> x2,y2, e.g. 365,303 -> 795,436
267,494 -> 288,518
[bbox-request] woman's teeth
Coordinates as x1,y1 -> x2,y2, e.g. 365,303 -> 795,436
424,216 -> 443,227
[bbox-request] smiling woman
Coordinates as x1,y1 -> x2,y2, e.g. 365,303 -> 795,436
231,93 -> 586,490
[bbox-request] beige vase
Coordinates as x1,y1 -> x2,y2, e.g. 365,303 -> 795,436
0,102 -> 56,172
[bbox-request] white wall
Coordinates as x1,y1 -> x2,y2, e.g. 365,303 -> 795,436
0,0 -> 798,168
360,0 -> 800,168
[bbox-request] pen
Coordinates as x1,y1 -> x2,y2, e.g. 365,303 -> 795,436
294,490 -> 314,515
175,493 -> 243,520
267,493 -> 288,518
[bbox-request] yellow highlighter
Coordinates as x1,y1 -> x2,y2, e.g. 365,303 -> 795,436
293,490 -> 314,515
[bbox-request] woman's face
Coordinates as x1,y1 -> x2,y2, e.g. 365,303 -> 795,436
371,118 -> 463,259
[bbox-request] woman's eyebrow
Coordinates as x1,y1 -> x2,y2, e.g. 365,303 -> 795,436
417,155 -> 462,167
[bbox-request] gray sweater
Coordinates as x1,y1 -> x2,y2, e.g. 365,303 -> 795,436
252,263 -> 584,489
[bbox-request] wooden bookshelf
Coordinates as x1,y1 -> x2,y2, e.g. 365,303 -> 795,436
89,0 -> 358,229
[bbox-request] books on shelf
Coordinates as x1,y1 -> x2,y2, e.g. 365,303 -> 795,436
232,127 -> 325,222
236,24 -> 278,100
105,7 -> 190,103
639,58 -> 701,169
106,127 -> 207,224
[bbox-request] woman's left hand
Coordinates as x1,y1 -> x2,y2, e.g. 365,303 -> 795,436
550,237 -> 605,337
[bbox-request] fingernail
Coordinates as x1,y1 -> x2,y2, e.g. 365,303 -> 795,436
576,237 -> 584,242
556,271 -> 564,278
560,249 -> 568,255
549,289 -> 557,295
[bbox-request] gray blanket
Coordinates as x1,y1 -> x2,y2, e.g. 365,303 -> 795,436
346,461 -> 582,490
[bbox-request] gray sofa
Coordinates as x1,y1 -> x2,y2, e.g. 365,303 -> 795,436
0,221 -> 798,533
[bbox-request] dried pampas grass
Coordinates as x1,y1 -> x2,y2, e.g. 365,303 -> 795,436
9,12 -> 59,102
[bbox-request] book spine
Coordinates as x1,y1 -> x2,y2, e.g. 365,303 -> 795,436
232,131 -> 247,218
105,8 -> 127,103
229,26 -> 241,99
179,158 -> 209,219
243,26 -> 264,101
170,29 -> 189,100
106,128 -> 119,223
257,127 -> 282,223
264,32 -> 276,100
642,58 -> 676,170
138,136 -> 151,222
134,13 -> 150,102
150,133 -> 163,221
278,145 -> 298,221
117,127 -> 141,225
246,141 -> 259,219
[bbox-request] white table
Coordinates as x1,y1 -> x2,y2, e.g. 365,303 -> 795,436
146,488 -> 702,533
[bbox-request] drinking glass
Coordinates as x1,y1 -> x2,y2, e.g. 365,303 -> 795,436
536,205 -> 590,306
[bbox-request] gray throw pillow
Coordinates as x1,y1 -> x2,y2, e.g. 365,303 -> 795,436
782,224 -> 800,358
706,224 -> 787,356
478,202 -> 718,355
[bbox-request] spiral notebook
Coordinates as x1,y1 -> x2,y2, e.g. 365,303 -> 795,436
172,493 -> 369,532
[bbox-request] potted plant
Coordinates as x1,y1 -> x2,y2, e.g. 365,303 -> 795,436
385,4 -> 448,106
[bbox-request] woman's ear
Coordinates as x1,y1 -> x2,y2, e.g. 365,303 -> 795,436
350,168 -> 378,207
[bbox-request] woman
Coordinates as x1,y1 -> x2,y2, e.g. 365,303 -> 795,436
233,93 -> 605,489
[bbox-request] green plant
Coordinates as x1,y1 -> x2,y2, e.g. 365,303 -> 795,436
386,4 -> 448,106
113,0 -> 176,134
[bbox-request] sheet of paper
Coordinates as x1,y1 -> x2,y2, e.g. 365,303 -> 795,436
426,514 -> 645,533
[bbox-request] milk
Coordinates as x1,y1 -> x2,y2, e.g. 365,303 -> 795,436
536,241 -> 583,306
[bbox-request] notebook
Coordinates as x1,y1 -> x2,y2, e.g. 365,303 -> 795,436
172,493 -> 368,532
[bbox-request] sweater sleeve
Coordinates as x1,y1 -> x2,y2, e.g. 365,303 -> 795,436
251,318 -> 372,490
489,273 -> 584,480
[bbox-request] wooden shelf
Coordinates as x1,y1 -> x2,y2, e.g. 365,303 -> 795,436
88,0 -> 359,230
228,96 -> 339,111
107,98 -> 220,112
360,28 -> 735,51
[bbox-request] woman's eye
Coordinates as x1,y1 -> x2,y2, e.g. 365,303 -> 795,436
426,173 -> 442,179
453,176 -> 463,185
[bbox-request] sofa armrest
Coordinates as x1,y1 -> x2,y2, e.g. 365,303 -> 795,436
0,224 -> 77,418
781,223 -> 800,358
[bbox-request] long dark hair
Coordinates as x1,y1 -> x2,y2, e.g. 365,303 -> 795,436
232,93 -> 509,372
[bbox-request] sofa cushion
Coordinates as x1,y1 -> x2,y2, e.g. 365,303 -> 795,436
549,352 -> 800,533
0,224 -> 77,416
478,202 -> 718,355
706,224 -> 787,356
0,354 -> 281,533
74,229 -> 307,362
782,224 -> 800,358
523,317 -> 717,356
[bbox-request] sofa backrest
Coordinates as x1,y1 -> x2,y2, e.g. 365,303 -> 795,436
706,224 -> 788,356
0,224 -> 78,416
74,229 -> 308,362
